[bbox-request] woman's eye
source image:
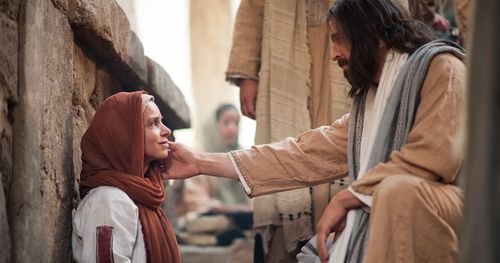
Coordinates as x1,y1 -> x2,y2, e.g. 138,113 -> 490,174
151,121 -> 159,127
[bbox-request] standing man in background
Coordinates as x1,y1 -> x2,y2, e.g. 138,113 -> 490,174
225,0 -> 351,261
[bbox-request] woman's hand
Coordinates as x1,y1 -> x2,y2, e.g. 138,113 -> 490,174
160,142 -> 200,180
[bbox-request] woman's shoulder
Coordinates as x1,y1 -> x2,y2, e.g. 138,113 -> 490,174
73,186 -> 145,261
84,186 -> 133,202
77,186 -> 138,217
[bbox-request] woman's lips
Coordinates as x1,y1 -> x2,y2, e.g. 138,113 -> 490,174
158,141 -> 170,147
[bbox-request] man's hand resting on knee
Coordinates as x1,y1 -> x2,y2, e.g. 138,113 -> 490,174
316,189 -> 364,263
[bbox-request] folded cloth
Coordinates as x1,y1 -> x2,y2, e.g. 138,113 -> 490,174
296,235 -> 334,263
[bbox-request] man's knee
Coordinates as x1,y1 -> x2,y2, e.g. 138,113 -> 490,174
373,175 -> 424,206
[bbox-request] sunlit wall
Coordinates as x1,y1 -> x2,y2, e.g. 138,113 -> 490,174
117,0 -> 255,150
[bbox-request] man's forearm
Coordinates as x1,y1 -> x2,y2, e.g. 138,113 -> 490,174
195,152 -> 238,179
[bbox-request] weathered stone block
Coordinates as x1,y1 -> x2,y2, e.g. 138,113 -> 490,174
94,64 -> 121,106
72,105 -> 87,199
9,0 -> 74,261
68,0 -> 128,56
0,11 -> 17,200
68,0 -> 147,87
1,11 -> 18,261
127,31 -> 147,85
51,0 -> 68,14
0,0 -> 22,20
73,42 -> 96,105
0,95 -> 12,263
146,58 -> 191,130
73,43 -> 96,106
0,179 -> 10,263
0,12 -> 18,101
0,96 -> 12,192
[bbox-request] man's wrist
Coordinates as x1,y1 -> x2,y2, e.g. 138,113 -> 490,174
193,152 -> 205,175
335,189 -> 364,209
226,73 -> 258,87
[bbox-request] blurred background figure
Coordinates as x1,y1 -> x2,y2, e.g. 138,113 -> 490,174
175,104 -> 252,247
207,104 -> 251,208
209,104 -> 241,152
408,0 -> 470,45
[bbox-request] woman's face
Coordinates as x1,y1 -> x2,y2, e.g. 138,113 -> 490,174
143,102 -> 171,165
217,109 -> 240,146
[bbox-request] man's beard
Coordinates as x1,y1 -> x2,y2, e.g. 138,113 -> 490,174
338,58 -> 352,84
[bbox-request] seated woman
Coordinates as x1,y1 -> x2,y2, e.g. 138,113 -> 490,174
175,104 -> 252,246
209,104 -> 251,209
176,104 -> 251,224
72,91 -> 180,263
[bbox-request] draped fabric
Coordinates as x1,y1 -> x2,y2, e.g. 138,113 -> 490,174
342,40 -> 465,263
79,91 -> 181,263
227,0 -> 352,253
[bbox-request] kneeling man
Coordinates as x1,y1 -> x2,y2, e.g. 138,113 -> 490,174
165,0 -> 466,262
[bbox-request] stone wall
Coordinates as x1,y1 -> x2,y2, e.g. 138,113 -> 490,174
0,0 -> 21,261
0,0 -> 190,261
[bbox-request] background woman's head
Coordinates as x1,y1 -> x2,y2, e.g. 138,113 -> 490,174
215,104 -> 240,147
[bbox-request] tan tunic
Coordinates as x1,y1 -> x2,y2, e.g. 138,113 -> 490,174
453,0 -> 471,42
232,53 -> 464,197
231,53 -> 465,261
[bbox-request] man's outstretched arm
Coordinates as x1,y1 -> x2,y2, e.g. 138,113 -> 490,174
164,114 -> 350,198
162,144 -> 237,180
230,114 -> 351,197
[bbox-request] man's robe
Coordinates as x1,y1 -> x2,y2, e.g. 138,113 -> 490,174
230,53 -> 465,262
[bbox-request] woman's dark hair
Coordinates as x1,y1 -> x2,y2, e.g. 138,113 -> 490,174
328,0 -> 436,98
215,104 -> 238,121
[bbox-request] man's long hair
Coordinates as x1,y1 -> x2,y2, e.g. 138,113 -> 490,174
328,0 -> 435,98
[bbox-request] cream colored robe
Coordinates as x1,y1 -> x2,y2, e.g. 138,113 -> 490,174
226,0 -> 351,254
230,53 -> 465,262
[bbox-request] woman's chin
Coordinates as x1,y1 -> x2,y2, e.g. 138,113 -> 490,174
146,151 -> 170,164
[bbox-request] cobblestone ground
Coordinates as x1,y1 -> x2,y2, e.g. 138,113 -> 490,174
180,238 -> 254,263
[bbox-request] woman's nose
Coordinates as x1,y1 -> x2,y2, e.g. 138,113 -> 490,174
161,124 -> 171,137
